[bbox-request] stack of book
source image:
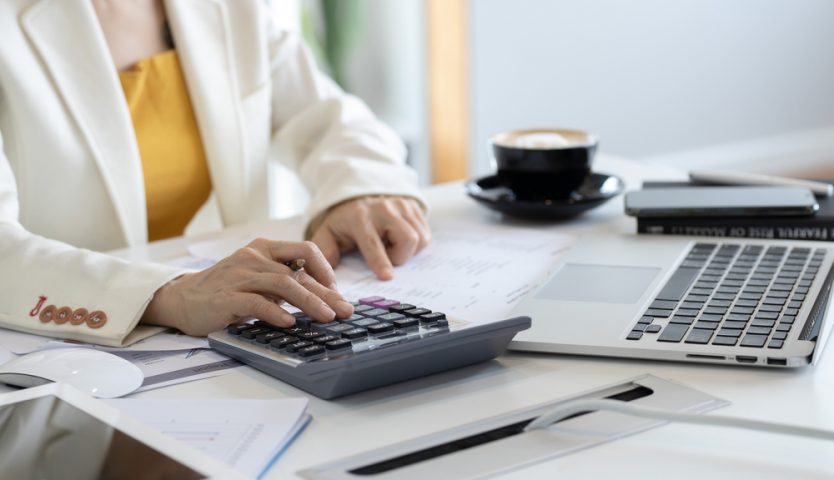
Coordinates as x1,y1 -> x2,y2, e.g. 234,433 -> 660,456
636,181 -> 834,242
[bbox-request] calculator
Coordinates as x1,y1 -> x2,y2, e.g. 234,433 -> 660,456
208,296 -> 531,399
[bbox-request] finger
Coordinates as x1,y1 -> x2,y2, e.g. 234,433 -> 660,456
381,214 -> 420,266
353,219 -> 395,280
401,199 -> 431,252
230,292 -> 296,328
247,238 -> 337,290
310,227 -> 343,271
244,273 -> 337,322
294,271 -> 354,319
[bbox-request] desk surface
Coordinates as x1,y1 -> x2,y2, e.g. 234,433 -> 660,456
114,155 -> 834,479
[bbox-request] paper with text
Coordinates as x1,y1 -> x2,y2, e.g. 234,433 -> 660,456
336,222 -> 574,323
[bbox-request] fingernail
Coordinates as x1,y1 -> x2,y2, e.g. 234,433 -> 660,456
319,302 -> 336,320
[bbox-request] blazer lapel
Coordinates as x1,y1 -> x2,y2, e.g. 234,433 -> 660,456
166,0 -> 246,227
21,0 -> 148,246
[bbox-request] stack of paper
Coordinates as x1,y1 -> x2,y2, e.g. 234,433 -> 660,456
106,397 -> 311,479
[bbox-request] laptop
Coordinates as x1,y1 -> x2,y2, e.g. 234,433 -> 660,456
508,234 -> 834,367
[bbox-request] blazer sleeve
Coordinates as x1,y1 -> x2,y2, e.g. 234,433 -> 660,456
265,26 -> 427,233
0,131 -> 188,347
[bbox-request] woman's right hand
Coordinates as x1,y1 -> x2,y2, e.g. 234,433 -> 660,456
140,239 -> 354,337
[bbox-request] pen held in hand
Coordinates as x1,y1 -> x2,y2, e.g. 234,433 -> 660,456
284,258 -> 306,272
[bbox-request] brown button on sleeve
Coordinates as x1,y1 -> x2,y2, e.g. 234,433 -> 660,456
39,305 -> 57,323
54,306 -> 73,325
86,310 -> 108,329
70,308 -> 89,326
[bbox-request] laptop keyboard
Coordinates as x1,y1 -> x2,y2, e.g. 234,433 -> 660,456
626,243 -> 826,349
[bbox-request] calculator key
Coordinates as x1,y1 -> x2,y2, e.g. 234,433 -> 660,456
367,322 -> 395,335
378,313 -> 406,323
353,304 -> 374,313
325,339 -> 353,351
325,323 -> 354,333
359,296 -> 385,305
362,308 -> 389,318
241,327 -> 271,340
294,316 -> 312,329
349,318 -> 380,328
393,317 -> 419,329
283,327 -> 308,336
434,319 -> 450,329
420,312 -> 447,323
342,328 -> 368,340
298,331 -> 325,341
312,334 -> 340,344
297,345 -> 326,358
404,308 -> 432,318
256,331 -> 285,344
342,314 -> 365,323
388,304 -> 416,313
270,336 -> 299,349
285,341 -> 313,353
227,323 -> 256,335
370,299 -> 400,309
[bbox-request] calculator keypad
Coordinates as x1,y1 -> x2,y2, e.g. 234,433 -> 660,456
225,296 -> 450,362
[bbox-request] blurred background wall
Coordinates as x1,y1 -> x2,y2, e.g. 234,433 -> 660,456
258,0 -> 834,222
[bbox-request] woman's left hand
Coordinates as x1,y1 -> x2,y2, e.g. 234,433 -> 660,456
310,196 -> 431,280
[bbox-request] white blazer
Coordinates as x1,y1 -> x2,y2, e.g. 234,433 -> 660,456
0,0 -> 423,346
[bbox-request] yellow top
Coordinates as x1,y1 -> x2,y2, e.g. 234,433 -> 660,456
119,50 -> 212,242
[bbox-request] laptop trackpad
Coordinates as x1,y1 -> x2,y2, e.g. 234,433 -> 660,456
535,264 -> 661,304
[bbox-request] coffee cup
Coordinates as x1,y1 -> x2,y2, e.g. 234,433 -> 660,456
489,128 -> 599,198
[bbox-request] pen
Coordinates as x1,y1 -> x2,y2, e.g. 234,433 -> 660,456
284,258 -> 306,271
689,169 -> 834,198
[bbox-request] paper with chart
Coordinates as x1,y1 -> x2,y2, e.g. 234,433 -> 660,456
336,222 -> 574,323
107,397 -> 310,479
111,348 -> 243,392
0,329 -> 209,356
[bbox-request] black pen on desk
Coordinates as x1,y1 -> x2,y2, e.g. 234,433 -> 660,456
689,169 -> 834,198
284,258 -> 306,271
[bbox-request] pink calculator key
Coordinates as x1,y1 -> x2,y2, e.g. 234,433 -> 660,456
359,296 -> 385,306
371,299 -> 400,309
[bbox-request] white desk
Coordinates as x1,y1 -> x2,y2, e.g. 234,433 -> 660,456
113,155 -> 834,479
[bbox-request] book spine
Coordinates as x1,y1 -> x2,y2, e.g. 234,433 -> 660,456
637,222 -> 834,242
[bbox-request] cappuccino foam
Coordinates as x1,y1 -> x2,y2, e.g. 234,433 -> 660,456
493,129 -> 592,150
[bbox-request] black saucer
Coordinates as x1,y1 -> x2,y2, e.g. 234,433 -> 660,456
464,172 -> 624,219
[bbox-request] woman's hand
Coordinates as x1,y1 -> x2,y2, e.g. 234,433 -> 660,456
310,196 -> 431,280
141,239 -> 354,336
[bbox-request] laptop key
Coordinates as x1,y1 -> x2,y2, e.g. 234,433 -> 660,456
670,316 -> 695,325
644,309 -> 673,317
751,319 -> 776,328
657,324 -> 689,342
772,331 -> 789,340
740,334 -> 768,348
693,321 -> 719,330
655,266 -> 701,301
650,300 -> 678,310
698,313 -> 723,322
644,324 -> 662,333
626,331 -> 643,340
685,329 -> 713,344
747,326 -> 772,336
768,340 -> 785,349
674,308 -> 699,317
716,328 -> 742,337
722,321 -> 747,330
712,336 -> 739,346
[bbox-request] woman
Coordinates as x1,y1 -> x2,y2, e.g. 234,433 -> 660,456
0,0 -> 430,346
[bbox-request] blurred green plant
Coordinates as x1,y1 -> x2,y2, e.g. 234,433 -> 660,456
300,0 -> 364,88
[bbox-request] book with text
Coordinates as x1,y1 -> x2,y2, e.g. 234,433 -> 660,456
636,181 -> 834,242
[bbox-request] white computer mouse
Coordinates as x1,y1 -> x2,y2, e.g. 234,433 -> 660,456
0,347 -> 144,398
